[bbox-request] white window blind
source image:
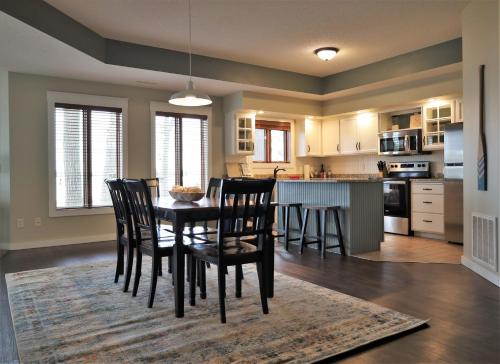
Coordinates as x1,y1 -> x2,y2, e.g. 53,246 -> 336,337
55,103 -> 123,209
155,112 -> 208,197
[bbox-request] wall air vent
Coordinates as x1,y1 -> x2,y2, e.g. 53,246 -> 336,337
472,213 -> 498,271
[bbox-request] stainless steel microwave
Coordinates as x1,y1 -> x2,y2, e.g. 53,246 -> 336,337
378,128 -> 422,156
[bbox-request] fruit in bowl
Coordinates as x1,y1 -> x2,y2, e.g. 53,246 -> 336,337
169,185 -> 205,202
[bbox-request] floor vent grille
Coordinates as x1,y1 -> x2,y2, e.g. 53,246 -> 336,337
472,213 -> 497,271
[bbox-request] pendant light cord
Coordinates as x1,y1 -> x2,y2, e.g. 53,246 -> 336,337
188,0 -> 192,81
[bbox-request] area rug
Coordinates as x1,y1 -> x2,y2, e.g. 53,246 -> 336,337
6,259 -> 427,363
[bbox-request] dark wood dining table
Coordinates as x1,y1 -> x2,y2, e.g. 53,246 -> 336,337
154,196 -> 275,318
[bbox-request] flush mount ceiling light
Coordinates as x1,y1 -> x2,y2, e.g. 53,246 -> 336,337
314,47 -> 339,61
169,0 -> 212,107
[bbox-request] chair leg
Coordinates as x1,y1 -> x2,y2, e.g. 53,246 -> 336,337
284,206 -> 290,251
333,209 -> 346,256
320,210 -> 327,259
256,261 -> 269,315
189,256 -> 197,306
235,264 -> 242,298
132,249 -> 142,297
148,255 -> 159,308
316,210 -> 321,251
186,255 -> 191,282
115,242 -> 124,283
299,209 -> 309,254
123,244 -> 134,292
218,264 -> 227,323
168,256 -> 172,274
200,261 -> 207,299
158,258 -> 163,276
295,205 -> 304,233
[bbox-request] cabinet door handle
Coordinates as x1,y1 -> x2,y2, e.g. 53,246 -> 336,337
336,144 -> 340,152
358,142 -> 361,150
423,188 -> 433,191
307,145 -> 311,153
423,219 -> 433,223
422,201 -> 433,204
423,135 -> 426,145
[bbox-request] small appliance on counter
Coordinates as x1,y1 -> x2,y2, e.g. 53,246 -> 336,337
444,122 -> 464,243
383,161 -> 431,235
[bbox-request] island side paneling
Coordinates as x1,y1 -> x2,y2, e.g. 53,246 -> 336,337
276,181 -> 384,255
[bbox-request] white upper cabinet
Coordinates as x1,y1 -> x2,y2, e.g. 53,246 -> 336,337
296,118 -> 322,156
321,119 -> 340,156
339,113 -> 378,154
225,112 -> 255,156
422,99 -> 462,151
356,113 -> 378,153
340,117 -> 358,154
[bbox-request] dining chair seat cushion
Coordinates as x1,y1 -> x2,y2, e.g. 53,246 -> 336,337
190,239 -> 260,265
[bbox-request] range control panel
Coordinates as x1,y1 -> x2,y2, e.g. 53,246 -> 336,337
388,161 -> 430,173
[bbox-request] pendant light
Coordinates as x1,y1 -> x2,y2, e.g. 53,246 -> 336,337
169,0 -> 212,107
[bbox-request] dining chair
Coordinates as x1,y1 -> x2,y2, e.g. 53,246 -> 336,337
105,179 -> 135,292
123,178 -> 189,308
188,178 -> 276,323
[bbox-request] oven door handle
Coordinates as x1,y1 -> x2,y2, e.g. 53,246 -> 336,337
384,180 -> 407,185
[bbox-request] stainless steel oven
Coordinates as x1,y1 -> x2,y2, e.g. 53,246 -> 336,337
378,129 -> 422,156
383,161 -> 431,235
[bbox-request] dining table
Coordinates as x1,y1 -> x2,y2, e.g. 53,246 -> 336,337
154,196 -> 276,318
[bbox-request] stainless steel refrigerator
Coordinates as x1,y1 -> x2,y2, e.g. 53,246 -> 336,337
444,122 -> 463,243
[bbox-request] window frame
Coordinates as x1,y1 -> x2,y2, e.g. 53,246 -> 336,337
150,101 -> 212,191
48,91 -> 128,217
254,120 -> 291,164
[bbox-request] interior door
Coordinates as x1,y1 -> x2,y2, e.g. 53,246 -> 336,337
321,119 -> 340,155
357,114 -> 378,153
339,117 -> 357,154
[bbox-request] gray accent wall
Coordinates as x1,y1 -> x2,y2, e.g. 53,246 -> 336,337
3,72 -> 225,249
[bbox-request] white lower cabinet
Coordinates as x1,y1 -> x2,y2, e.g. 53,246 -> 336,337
411,181 -> 444,234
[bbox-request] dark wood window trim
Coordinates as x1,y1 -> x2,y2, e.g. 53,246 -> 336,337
254,120 -> 291,163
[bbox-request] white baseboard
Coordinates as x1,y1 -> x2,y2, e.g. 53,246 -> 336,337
461,255 -> 500,287
1,234 -> 115,250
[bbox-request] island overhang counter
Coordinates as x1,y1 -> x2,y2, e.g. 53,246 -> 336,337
276,179 -> 384,255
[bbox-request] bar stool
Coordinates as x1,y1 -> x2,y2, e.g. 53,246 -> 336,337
274,202 -> 303,251
299,205 -> 346,258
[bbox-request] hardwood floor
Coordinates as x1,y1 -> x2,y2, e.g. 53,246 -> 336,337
1,241 -> 499,363
354,234 -> 463,264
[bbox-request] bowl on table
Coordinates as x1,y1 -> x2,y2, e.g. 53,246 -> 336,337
168,186 -> 204,202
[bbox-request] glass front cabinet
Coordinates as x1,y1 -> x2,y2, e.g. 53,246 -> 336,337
225,112 -> 255,156
422,99 -> 462,151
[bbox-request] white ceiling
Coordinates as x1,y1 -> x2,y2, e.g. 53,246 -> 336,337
45,0 -> 467,77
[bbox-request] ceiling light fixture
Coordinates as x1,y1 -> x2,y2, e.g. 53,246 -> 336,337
314,47 -> 339,61
169,0 -> 212,107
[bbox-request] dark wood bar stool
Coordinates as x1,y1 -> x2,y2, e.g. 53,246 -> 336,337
274,202 -> 303,251
299,205 -> 346,258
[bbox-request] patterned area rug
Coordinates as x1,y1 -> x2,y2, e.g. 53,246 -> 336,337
6,259 -> 427,363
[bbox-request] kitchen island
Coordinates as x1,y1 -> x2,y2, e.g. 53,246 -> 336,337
276,179 -> 384,255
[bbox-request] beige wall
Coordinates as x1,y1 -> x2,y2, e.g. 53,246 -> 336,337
0,71 -> 10,246
4,73 -> 224,249
461,0 -> 500,285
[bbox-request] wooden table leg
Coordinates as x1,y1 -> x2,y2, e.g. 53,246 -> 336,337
173,216 -> 185,318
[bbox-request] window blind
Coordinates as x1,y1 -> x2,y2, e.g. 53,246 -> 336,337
55,103 -> 123,209
155,112 -> 208,197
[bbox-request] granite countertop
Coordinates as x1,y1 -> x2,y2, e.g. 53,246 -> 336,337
277,177 -> 382,183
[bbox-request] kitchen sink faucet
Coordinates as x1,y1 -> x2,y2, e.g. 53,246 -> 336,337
273,166 -> 286,179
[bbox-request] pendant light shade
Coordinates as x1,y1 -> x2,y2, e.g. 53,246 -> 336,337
169,0 -> 212,107
169,80 -> 212,106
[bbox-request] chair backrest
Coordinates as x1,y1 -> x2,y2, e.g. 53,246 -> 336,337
217,178 -> 275,252
144,178 -> 160,199
123,179 -> 158,245
105,179 -> 133,240
206,177 -> 222,198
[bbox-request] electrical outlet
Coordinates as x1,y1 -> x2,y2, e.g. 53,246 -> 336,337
34,217 -> 42,227
16,218 -> 24,228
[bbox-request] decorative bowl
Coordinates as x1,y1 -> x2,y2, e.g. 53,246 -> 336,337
169,191 -> 205,202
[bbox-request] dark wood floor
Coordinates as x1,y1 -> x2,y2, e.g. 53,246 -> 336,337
1,241 -> 499,364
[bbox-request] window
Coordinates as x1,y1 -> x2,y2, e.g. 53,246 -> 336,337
48,92 -> 127,217
253,120 -> 290,163
154,112 -> 208,197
